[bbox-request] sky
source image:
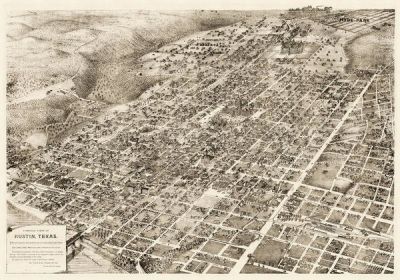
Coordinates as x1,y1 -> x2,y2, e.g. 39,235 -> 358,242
2,0 -> 397,11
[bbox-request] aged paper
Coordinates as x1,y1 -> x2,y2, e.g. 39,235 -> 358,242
0,0 -> 398,279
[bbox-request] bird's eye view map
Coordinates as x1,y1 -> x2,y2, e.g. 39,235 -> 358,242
5,5 -> 395,274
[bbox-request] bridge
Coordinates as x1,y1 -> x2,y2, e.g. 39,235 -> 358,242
66,231 -> 84,262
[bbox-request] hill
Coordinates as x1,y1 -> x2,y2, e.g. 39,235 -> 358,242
6,10 -> 264,158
